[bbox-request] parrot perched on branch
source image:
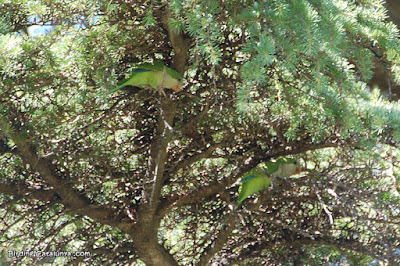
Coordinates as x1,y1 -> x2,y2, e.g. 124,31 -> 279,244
107,61 -> 183,95
237,158 -> 301,204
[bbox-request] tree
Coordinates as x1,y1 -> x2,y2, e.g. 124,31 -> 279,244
0,0 -> 400,265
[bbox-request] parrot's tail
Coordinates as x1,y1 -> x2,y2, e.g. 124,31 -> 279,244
106,84 -> 126,95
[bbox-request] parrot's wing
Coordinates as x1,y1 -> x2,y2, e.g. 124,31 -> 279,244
129,68 -> 152,75
240,167 -> 265,183
107,69 -> 162,94
107,69 -> 149,94
235,158 -> 300,205
165,67 -> 183,80
108,60 -> 184,95
140,61 -> 183,81
138,61 -> 165,71
237,175 -> 271,204
240,174 -> 258,183
259,161 -> 281,175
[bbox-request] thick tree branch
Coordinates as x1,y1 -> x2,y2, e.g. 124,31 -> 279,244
197,214 -> 236,266
168,142 -> 223,176
0,179 -> 57,203
1,114 -> 134,233
128,6 -> 191,266
159,9 -> 191,73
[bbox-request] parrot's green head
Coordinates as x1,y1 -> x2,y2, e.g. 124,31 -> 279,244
165,68 -> 184,92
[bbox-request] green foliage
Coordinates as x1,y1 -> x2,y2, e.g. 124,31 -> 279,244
0,0 -> 400,265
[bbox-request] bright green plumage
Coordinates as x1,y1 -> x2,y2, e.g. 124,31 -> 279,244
237,158 -> 301,204
107,61 -> 183,95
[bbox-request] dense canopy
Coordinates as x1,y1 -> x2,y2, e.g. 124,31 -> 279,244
0,0 -> 400,265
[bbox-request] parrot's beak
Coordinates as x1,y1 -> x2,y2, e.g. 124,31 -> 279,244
172,84 -> 182,92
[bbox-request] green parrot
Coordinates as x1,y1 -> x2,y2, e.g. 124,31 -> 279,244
107,61 -> 183,95
237,158 -> 301,204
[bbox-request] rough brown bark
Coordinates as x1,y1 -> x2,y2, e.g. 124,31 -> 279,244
368,0 -> 400,100
126,7 -> 192,265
